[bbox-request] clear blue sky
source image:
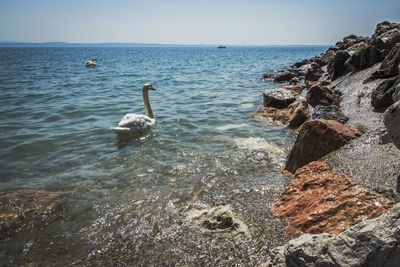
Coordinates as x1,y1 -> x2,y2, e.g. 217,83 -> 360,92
1,0 -> 399,45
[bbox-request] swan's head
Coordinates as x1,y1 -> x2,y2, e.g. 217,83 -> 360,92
143,83 -> 156,91
91,58 -> 97,62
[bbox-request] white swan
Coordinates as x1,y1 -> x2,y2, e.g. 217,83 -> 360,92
112,83 -> 156,135
85,59 -> 97,67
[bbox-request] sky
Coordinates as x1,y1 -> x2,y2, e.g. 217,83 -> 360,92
0,0 -> 399,45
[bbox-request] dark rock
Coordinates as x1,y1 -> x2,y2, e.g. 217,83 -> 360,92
369,43 -> 400,80
263,88 -> 296,109
292,59 -> 310,68
327,50 -> 351,80
263,203 -> 400,267
256,98 -> 309,128
393,84 -> 400,102
261,73 -> 275,81
273,71 -> 295,83
371,22 -> 400,58
284,119 -> 362,173
289,77 -> 299,85
273,161 -> 392,236
306,84 -> 341,107
371,76 -> 399,109
305,62 -> 324,81
312,105 -> 349,123
383,100 -> 400,149
344,43 -> 379,71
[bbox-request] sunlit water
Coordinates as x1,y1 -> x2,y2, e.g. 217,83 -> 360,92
0,46 -> 327,265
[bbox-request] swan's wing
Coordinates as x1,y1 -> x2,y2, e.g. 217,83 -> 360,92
118,114 -> 155,129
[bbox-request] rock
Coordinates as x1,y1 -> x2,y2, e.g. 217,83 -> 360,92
383,100 -> 400,149
292,59 -> 310,68
305,62 -> 324,81
371,76 -> 399,109
320,79 -> 331,86
263,203 -> 400,267
185,205 -> 250,238
261,73 -> 275,81
272,161 -> 393,236
393,84 -> 400,102
327,50 -> 351,80
369,43 -> 400,80
289,77 -> 299,85
256,98 -> 309,128
263,88 -> 296,109
0,190 -> 63,239
312,105 -> 349,124
370,22 -> 400,59
306,84 -> 341,107
344,43 -> 379,71
283,85 -> 302,95
319,50 -> 336,65
273,71 -> 295,83
284,119 -> 362,173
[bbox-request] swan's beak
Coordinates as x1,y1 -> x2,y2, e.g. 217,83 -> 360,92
151,86 -> 156,91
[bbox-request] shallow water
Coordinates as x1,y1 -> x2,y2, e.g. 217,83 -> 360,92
0,46 -> 327,265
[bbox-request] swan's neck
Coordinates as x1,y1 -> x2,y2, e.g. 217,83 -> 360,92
143,88 -> 154,119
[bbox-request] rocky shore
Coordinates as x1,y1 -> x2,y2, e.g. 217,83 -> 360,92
259,21 -> 400,265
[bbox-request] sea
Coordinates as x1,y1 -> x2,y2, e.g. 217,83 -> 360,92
0,45 -> 327,265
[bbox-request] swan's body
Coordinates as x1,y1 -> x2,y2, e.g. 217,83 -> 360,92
112,83 -> 156,135
85,59 -> 97,67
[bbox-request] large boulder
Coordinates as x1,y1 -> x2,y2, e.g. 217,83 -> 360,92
273,71 -> 295,83
327,50 -> 351,80
371,76 -> 399,109
256,98 -> 309,128
304,62 -> 324,81
272,161 -> 393,236
312,104 -> 349,124
285,119 -> 362,173
263,203 -> 400,267
344,43 -> 379,71
0,190 -> 63,239
370,21 -> 400,59
306,84 -> 341,107
383,100 -> 400,149
263,88 -> 296,109
368,43 -> 400,80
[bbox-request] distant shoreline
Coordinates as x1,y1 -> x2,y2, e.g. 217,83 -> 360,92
0,42 -> 331,48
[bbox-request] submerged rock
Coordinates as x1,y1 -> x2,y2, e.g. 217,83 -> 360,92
0,190 -> 63,239
272,161 -> 393,237
312,105 -> 349,124
263,88 -> 296,109
285,119 -> 362,173
185,205 -> 250,238
256,98 -> 309,128
384,100 -> 400,149
305,84 -> 341,107
263,203 -> 400,267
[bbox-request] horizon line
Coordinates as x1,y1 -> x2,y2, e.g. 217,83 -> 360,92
0,41 -> 332,47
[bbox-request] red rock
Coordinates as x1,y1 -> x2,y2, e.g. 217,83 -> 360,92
283,85 -> 303,95
306,84 -> 341,107
272,161 -> 393,236
256,99 -> 309,128
285,119 -> 362,173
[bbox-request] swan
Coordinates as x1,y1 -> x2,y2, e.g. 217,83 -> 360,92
112,83 -> 156,135
85,58 -> 97,67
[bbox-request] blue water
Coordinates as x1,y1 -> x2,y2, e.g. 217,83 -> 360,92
0,46 -> 327,265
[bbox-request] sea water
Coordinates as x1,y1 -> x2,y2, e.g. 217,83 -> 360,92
0,46 -> 327,265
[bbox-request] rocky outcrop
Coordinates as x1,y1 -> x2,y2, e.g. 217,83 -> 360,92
285,119 -> 362,173
371,76 -> 399,109
304,62 -> 324,81
272,161 -> 393,236
384,100 -> 400,149
256,98 -> 309,128
368,43 -> 400,80
344,43 -> 379,71
263,88 -> 296,109
0,190 -> 63,239
327,50 -> 351,80
263,203 -> 400,267
305,84 -> 341,107
312,105 -> 349,123
370,21 -> 400,59
273,71 -> 295,83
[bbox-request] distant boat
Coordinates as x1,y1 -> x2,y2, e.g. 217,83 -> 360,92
217,45 -> 226,49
